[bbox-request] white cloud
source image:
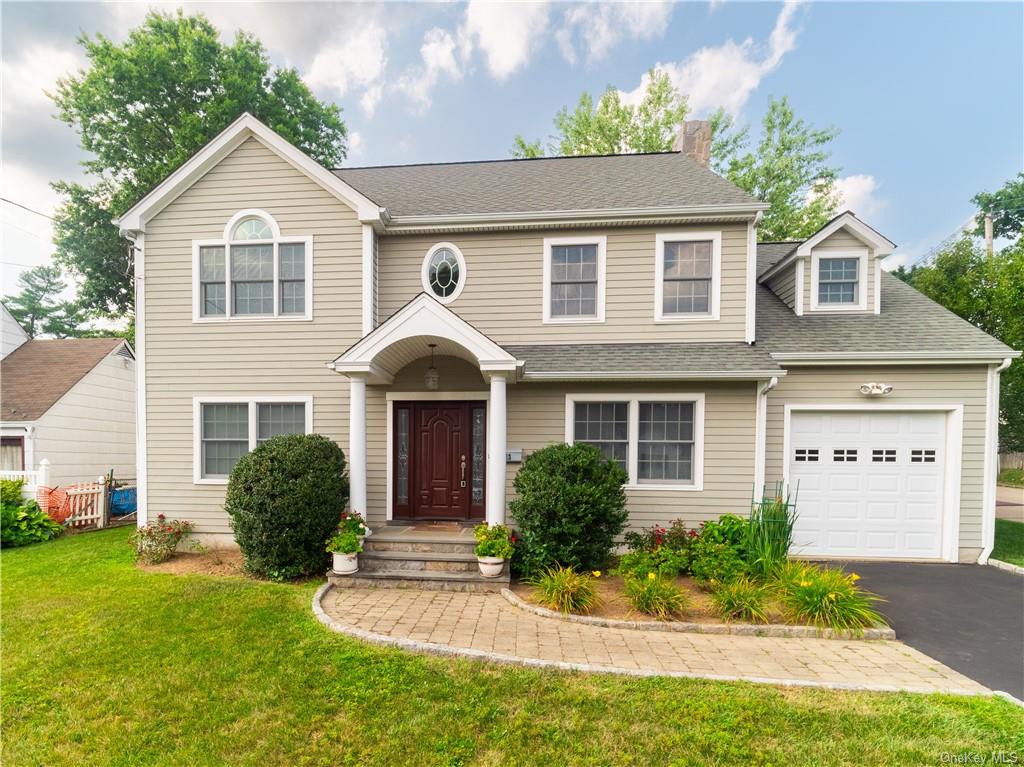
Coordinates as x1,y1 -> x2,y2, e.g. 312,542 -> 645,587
347,131 -> 365,161
557,1 -> 673,65
621,1 -> 803,115
360,84 -> 384,118
395,27 -> 462,113
304,23 -> 388,113
1,44 -> 81,119
834,174 -> 884,218
462,0 -> 550,80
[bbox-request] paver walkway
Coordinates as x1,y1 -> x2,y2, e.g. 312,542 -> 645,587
316,585 -> 988,695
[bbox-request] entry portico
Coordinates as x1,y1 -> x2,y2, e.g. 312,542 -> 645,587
331,294 -> 521,527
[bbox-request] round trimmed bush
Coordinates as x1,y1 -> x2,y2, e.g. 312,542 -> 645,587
509,442 -> 628,577
225,433 -> 349,580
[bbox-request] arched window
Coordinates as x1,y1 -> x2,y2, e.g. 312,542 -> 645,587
194,210 -> 311,321
421,243 -> 467,304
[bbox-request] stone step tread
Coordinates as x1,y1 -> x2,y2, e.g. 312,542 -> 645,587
337,568 -> 508,583
368,529 -> 476,544
361,550 -> 478,563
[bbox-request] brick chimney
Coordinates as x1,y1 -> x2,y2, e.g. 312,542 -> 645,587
674,120 -> 711,167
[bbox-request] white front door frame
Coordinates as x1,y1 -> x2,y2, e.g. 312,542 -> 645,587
782,403 -> 964,563
384,391 -> 491,523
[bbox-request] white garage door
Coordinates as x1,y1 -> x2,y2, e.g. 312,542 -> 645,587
789,410 -> 947,559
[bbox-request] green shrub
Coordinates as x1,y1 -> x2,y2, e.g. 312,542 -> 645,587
509,443 -> 628,577
711,577 -> 770,623
225,433 -> 349,580
473,523 -> 514,558
745,490 -> 798,580
623,519 -> 695,553
781,565 -> 887,631
689,515 -> 749,586
698,515 -> 749,548
1,500 -> 62,548
529,565 -> 600,614
129,514 -> 194,564
615,546 -> 690,579
1,478 -> 25,510
624,573 -> 689,619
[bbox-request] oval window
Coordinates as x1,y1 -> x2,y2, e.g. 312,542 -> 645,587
422,244 -> 466,303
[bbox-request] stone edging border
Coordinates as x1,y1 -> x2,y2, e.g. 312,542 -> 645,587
987,558 -> 1024,576
500,587 -> 897,641
311,584 -> 988,696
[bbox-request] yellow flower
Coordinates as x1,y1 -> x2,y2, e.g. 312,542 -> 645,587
647,572 -> 656,581
591,570 -> 601,578
799,581 -> 811,587
849,573 -> 861,582
828,593 -> 836,601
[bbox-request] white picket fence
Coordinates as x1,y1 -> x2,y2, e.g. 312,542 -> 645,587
65,482 -> 106,529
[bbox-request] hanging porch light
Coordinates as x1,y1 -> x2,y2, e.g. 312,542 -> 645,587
425,343 -> 440,391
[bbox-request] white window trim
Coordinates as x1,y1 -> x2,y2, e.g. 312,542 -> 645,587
192,395 -> 314,484
564,393 -> 705,491
654,231 -> 722,323
542,235 -> 607,324
421,242 -> 468,305
809,248 -> 868,312
192,210 -> 313,323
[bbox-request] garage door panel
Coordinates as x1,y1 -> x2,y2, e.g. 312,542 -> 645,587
789,410 -> 946,560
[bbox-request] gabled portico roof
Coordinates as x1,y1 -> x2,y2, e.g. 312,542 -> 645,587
330,294 -> 521,384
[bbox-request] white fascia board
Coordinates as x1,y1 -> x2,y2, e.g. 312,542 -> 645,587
115,113 -> 384,234
521,369 -> 786,381
795,212 -> 896,257
772,350 -> 1022,364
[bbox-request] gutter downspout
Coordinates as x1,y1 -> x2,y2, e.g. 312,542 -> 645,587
754,376 -> 780,497
979,357 -> 1013,564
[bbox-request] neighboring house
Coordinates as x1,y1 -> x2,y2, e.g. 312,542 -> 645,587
2,303 -> 30,358
0,333 -> 136,489
115,113 -> 1018,565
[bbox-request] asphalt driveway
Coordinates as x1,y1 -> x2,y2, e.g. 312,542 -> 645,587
836,562 -> 1024,699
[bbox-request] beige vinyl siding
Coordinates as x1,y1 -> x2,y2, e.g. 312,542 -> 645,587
364,357 -> 757,532
32,351 -> 136,487
376,224 -> 750,344
764,366 -> 989,561
765,262 -> 797,310
804,230 -> 877,315
143,137 -> 364,534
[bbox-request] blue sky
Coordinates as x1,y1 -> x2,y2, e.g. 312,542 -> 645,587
2,1 -> 1021,301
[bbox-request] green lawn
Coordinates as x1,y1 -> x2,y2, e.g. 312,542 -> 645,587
993,519 -> 1024,567
3,529 -> 1021,766
999,468 -> 1024,488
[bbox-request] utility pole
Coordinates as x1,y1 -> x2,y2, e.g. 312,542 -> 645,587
984,213 -> 994,257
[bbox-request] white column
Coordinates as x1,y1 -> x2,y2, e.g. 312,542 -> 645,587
348,376 -> 367,516
486,374 -> 507,526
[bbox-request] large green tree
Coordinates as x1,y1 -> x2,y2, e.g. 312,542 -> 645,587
511,74 -> 839,240
971,172 -> 1024,240
51,10 -> 348,318
3,265 -> 87,338
901,235 -> 1024,451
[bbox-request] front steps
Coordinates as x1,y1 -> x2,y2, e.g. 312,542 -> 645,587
327,525 -> 510,592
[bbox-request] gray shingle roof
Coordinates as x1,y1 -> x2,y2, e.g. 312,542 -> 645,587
756,241 -> 799,276
335,152 -> 762,218
505,342 -> 782,379
756,270 -> 1015,356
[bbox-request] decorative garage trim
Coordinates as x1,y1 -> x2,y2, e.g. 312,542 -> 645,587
782,404 -> 963,563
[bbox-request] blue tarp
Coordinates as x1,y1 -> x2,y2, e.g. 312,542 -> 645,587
109,487 -> 137,517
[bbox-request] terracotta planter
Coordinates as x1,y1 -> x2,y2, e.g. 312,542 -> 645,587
333,551 -> 358,575
477,556 -> 505,578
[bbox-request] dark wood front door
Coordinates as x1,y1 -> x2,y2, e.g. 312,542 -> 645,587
393,401 -> 486,521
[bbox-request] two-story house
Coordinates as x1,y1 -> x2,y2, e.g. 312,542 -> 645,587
116,114 -> 1016,575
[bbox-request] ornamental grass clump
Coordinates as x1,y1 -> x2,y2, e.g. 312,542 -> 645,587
745,485 -> 798,580
711,577 -> 770,624
781,565 -> 887,631
529,565 -> 600,614
624,573 -> 689,619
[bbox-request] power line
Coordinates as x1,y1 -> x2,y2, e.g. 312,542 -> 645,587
0,197 -> 55,221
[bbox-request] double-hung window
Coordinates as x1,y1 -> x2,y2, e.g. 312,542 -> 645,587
817,257 -> 859,305
567,394 -> 704,489
194,210 -> 312,321
194,396 -> 312,482
543,236 -> 606,323
655,232 -> 721,321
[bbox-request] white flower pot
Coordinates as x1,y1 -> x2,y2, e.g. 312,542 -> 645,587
333,552 -> 358,575
477,556 -> 505,578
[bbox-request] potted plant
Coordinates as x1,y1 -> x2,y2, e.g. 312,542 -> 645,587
326,530 -> 362,574
473,523 -> 514,577
338,510 -> 370,543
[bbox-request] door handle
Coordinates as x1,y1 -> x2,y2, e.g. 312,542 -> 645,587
460,455 -> 467,487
